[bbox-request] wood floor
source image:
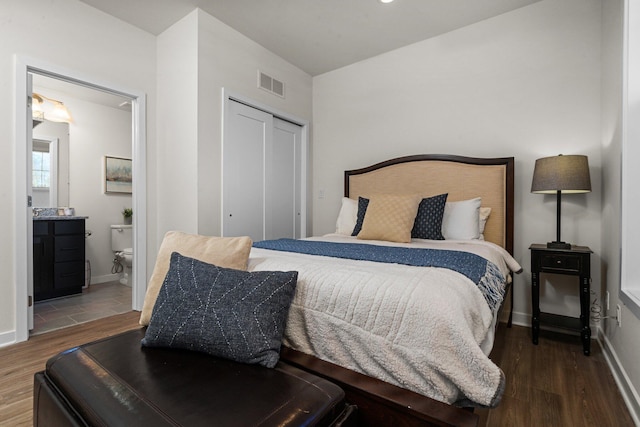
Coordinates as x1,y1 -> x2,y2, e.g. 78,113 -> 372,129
476,323 -> 635,426
0,314 -> 635,426
0,311 -> 141,427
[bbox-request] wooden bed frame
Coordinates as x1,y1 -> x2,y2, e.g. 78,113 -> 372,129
281,154 -> 515,427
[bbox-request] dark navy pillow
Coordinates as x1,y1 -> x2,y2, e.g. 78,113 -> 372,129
411,193 -> 448,240
142,252 -> 298,368
351,196 -> 370,236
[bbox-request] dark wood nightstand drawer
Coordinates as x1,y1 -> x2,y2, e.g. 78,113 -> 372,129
539,254 -> 581,273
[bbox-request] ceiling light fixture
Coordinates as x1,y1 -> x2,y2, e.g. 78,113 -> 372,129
379,0 -> 395,3
32,93 -> 73,124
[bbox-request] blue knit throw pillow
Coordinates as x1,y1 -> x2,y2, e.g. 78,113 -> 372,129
351,196 -> 370,236
141,252 -> 298,368
411,193 -> 448,240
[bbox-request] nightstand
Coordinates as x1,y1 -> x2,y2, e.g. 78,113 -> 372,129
529,244 -> 592,356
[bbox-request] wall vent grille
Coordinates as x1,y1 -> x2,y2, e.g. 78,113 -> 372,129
258,70 -> 285,98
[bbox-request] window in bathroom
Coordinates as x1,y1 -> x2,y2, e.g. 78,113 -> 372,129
32,148 -> 51,189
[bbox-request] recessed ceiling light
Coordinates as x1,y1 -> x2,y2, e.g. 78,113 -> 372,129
379,0 -> 395,3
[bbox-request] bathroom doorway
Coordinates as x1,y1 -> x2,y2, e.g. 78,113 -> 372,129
30,75 -> 134,335
14,57 -> 148,343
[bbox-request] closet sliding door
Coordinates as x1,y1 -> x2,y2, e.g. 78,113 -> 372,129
223,100 -> 303,242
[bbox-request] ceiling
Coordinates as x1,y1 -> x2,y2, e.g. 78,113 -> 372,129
79,0 -> 540,76
32,74 -> 132,111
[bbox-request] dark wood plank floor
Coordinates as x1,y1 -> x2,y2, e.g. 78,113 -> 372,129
476,323 -> 635,426
0,313 -> 635,426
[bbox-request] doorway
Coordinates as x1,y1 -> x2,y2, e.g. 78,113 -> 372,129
30,75 -> 133,335
14,57 -> 147,343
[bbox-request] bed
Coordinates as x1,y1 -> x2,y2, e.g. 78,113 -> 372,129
250,154 -> 519,426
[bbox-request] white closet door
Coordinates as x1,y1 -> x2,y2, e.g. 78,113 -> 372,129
223,99 -> 304,242
267,118 -> 302,239
223,101 -> 272,241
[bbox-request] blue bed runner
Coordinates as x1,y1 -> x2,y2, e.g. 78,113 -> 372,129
253,239 -> 505,312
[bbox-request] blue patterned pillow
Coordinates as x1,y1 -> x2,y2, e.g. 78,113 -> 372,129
351,196 -> 370,236
411,193 -> 448,240
141,252 -> 298,368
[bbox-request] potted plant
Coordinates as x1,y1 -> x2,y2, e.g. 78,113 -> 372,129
122,208 -> 133,225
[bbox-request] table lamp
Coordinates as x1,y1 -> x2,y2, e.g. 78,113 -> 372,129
531,154 -> 591,249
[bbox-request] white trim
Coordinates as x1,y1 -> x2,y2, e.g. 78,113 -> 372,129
598,327 -> 640,426
509,310 -> 531,328
131,94 -> 147,310
15,56 -> 29,343
0,331 -> 17,349
91,273 -> 121,285
14,55 -> 147,343
621,0 -> 640,319
221,88 -> 309,238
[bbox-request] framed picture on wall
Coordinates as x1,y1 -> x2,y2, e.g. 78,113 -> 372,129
104,156 -> 132,194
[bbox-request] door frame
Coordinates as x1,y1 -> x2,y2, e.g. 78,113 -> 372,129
14,56 -> 147,343
221,89 -> 309,238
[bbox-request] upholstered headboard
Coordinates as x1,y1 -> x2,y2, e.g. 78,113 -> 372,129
345,155 -> 515,254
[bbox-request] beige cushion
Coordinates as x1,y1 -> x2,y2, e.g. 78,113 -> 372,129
357,194 -> 421,243
139,231 -> 253,325
479,207 -> 492,239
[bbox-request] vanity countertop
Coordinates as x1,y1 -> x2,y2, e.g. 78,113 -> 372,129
33,216 -> 89,221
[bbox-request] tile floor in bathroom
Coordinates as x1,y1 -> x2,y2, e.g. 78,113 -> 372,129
32,281 -> 133,335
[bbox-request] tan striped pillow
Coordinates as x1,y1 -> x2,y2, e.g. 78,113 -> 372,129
357,194 -> 421,243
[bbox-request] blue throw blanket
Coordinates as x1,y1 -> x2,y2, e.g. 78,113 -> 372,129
253,239 -> 505,312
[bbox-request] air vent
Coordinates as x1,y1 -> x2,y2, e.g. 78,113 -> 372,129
258,70 -> 285,98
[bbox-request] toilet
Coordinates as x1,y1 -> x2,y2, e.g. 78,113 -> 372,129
111,224 -> 133,286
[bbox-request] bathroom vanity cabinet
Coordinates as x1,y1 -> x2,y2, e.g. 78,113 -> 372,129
33,218 -> 86,301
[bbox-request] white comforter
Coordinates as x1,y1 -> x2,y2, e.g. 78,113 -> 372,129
248,234 -> 521,407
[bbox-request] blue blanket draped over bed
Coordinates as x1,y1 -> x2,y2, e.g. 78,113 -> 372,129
253,239 -> 506,312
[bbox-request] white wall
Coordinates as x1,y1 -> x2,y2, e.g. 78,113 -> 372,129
64,92 -> 132,283
312,0 -> 603,326
156,11 -> 199,237
0,0 -> 156,341
601,0 -> 640,421
155,9 -> 313,239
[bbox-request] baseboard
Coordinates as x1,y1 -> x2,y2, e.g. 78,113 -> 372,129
0,330 -> 16,348
90,273 -> 120,284
509,311 -> 600,334
598,327 -> 640,426
509,310 -> 530,327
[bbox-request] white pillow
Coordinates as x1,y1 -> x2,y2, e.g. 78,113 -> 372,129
335,197 -> 358,235
442,197 -> 481,240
